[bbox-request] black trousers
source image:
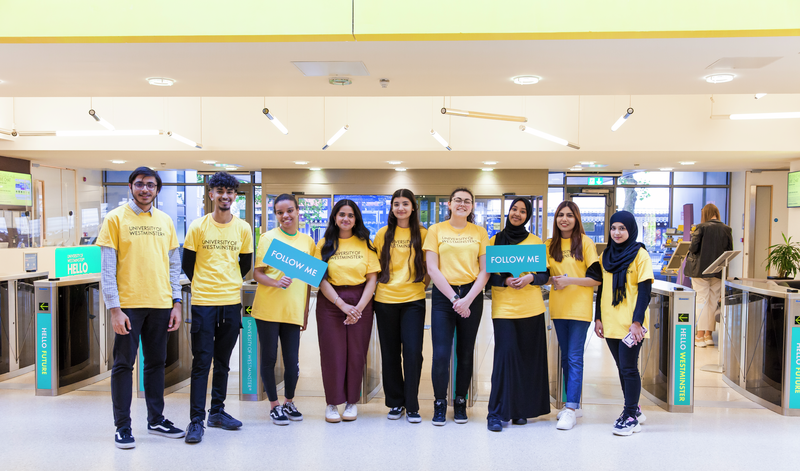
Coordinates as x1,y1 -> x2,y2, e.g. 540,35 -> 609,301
431,283 -> 484,401
255,319 -> 301,402
606,338 -> 643,416
189,304 -> 241,421
111,308 -> 170,429
374,299 -> 426,412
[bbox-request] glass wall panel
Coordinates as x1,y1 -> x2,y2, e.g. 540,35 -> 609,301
415,195 -> 437,228
298,197 -> 330,244
548,173 -> 565,185
474,198 -> 502,238
619,171 -> 670,186
615,187 -> 670,263
673,172 -> 704,185
334,195 -> 391,240
706,172 -> 728,185
547,187 -> 564,233
672,188 -> 702,228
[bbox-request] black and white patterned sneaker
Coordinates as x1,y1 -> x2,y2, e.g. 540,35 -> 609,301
283,402 -> 303,421
406,411 -> 422,423
388,407 -> 404,420
114,427 -> 135,449
453,396 -> 468,424
271,405 -> 289,426
147,419 -> 185,438
612,414 -> 641,436
432,400 -> 447,426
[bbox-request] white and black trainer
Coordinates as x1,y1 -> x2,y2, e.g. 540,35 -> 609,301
115,427 -> 135,449
147,419 -> 185,438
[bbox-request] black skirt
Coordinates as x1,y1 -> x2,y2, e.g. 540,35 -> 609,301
488,314 -> 551,421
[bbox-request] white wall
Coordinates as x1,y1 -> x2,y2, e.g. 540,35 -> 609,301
742,170 -> 789,278
729,171 -> 746,278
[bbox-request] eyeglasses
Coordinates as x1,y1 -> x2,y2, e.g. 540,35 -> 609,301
133,182 -> 157,190
452,198 -> 473,206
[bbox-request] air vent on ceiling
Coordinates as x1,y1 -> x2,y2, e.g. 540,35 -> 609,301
292,61 -> 370,77
706,57 -> 782,69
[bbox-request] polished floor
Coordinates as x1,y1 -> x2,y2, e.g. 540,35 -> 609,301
2,299 -> 798,470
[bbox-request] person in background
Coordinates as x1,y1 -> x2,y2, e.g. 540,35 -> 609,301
546,201 -> 602,431
315,199 -> 380,423
252,193 -> 315,426
594,211 -> 652,436
181,171 -> 253,443
374,189 -> 429,423
686,203 -> 733,347
97,167 -> 185,449
423,187 -> 490,426
485,197 -> 550,432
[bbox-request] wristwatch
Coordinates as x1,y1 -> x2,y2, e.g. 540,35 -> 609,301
450,293 -> 460,303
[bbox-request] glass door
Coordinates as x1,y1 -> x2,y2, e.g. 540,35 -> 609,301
298,196 -> 331,244
566,191 -> 614,244
474,197 -> 502,238
502,195 -> 544,239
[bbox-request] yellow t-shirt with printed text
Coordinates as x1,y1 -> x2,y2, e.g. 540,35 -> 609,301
183,214 -> 253,306
96,204 -> 178,309
374,226 -> 428,304
489,233 -> 546,319
252,228 -> 316,325
545,235 -> 600,322
315,237 -> 381,286
599,248 -> 654,339
422,221 -> 489,286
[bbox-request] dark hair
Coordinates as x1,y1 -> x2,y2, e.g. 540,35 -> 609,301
320,199 -> 376,263
208,172 -> 240,191
548,201 -> 585,263
129,167 -> 162,193
273,193 -> 299,213
378,189 -> 426,284
446,187 -> 475,224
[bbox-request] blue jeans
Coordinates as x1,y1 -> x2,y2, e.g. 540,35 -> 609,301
552,319 -> 590,410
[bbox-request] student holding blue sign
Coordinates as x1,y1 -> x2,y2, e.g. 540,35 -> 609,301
545,201 -> 601,431
423,188 -> 490,426
373,189 -> 428,423
594,211 -> 653,436
485,197 -> 551,432
252,194 -> 316,426
315,199 -> 380,423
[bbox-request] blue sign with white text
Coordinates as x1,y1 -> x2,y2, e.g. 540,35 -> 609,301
486,244 -> 546,277
263,238 -> 328,287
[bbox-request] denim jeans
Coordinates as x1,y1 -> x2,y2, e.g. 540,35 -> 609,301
552,319 -> 590,410
606,338 -> 643,416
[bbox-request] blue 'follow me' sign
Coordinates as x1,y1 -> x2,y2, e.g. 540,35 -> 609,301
263,238 -> 328,288
486,244 -> 547,277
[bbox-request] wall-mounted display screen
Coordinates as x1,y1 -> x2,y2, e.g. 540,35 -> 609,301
0,170 -> 32,207
788,171 -> 800,208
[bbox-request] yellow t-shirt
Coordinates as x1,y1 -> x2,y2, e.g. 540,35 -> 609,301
488,233 -> 546,319
183,214 -> 253,306
599,248 -> 654,339
96,204 -> 178,309
422,221 -> 489,286
316,237 -> 381,286
545,235 -> 600,322
374,226 -> 428,304
252,228 -> 316,325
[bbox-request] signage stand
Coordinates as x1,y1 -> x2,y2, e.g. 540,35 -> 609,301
699,250 -> 741,374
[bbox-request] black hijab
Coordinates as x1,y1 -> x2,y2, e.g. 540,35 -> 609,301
494,197 -> 532,246
602,211 -> 647,306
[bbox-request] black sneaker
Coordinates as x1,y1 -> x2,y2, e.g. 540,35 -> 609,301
387,406 -> 404,420
406,411 -> 422,423
208,409 -> 242,430
512,418 -> 527,425
432,400 -> 447,426
184,418 -> 204,444
270,405 -> 289,426
114,427 -> 135,449
612,413 -> 642,436
453,396 -> 468,424
283,402 -> 303,421
487,417 -> 502,432
147,419 -> 185,438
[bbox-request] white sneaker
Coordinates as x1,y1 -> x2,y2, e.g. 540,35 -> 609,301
695,337 -> 706,347
704,337 -> 715,347
556,407 -> 583,419
556,409 -> 577,430
343,403 -> 358,421
325,404 -> 341,423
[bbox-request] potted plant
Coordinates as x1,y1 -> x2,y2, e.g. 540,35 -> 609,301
765,233 -> 800,279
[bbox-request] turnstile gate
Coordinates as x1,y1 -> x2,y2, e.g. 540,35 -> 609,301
0,272 -> 48,381
34,275 -> 110,396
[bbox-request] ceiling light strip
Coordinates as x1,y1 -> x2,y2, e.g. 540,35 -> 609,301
441,108 -> 527,123
322,125 -> 348,150
56,130 -> 161,137
519,125 -> 579,150
168,131 -> 202,148
89,109 -> 115,131
730,111 -> 800,120
262,108 -> 289,134
430,130 -> 452,150
611,108 -> 634,132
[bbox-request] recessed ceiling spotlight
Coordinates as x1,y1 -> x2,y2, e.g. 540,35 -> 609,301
386,160 -> 403,165
309,167 -> 321,171
0,79 -> 4,84
395,168 -> 407,172
147,77 -> 175,87
679,161 -> 696,165
110,160 -> 126,164
705,74 -> 735,84
294,161 -> 309,165
213,163 -> 241,168
754,93 -> 768,99
225,167 -> 237,171
512,76 -> 541,85
481,168 -> 494,172
660,167 -> 673,171
482,161 -> 498,165
329,77 -> 352,86
580,161 -> 595,165
201,160 -> 216,165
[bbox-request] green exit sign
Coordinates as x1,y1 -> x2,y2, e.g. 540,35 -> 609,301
588,177 -> 604,185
